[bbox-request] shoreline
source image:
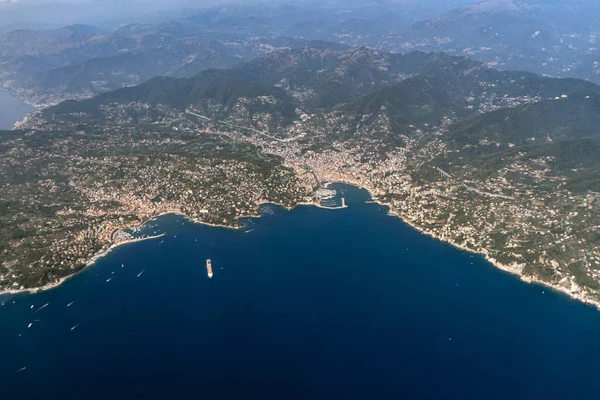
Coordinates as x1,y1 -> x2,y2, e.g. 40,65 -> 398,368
0,200 -> 319,298
0,234 -> 165,298
373,199 -> 600,311
2,182 -> 597,311
0,91 -> 36,130
317,178 -> 600,310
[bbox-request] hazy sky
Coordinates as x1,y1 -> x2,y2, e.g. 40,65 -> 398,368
0,0 -> 262,29
0,0 -> 386,28
3,0 -> 568,31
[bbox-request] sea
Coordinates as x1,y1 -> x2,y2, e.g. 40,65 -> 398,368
0,91 -> 34,130
1,184 -> 600,399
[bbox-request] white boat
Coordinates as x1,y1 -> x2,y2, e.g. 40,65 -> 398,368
206,259 -> 214,279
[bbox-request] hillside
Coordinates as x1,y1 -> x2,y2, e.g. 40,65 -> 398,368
445,93 -> 600,150
44,69 -> 299,128
8,45 -> 600,305
326,54 -> 600,141
226,47 -> 473,109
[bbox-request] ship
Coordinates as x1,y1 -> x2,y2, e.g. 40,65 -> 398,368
206,259 -> 213,279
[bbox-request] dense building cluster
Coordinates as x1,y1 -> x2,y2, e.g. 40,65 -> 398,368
2,43 -> 600,310
0,107 -> 311,290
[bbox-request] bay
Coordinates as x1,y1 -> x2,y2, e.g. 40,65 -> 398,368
0,91 -> 34,130
1,184 -> 599,399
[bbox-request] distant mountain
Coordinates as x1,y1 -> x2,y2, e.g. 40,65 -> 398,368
0,25 -> 99,58
60,24 -> 105,36
187,2 -> 416,40
0,16 -> 350,105
6,0 -> 600,107
392,0 -> 600,84
439,0 -> 521,17
5,55 -> 54,76
28,41 -> 238,94
0,21 -> 192,74
183,1 -> 600,87
225,47 -> 474,109
185,0 -> 600,87
326,53 -> 600,140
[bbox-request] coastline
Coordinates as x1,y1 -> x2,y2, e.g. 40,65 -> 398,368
0,91 -> 36,130
2,182 -> 598,311
375,200 -> 600,311
0,234 -> 165,298
0,201 -> 317,298
317,178 -> 600,310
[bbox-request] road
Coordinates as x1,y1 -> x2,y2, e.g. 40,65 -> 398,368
185,109 -> 305,143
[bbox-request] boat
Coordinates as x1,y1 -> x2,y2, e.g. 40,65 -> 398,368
206,259 -> 213,279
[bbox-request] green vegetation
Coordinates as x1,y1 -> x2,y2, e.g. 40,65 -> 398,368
3,44 -> 600,306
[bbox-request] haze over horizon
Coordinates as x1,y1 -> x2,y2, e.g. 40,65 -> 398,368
0,0 -> 484,30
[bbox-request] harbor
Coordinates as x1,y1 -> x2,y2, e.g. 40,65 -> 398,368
315,186 -> 348,210
2,188 -> 600,398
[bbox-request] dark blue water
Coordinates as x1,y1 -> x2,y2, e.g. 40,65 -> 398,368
2,185 -> 600,399
0,91 -> 34,130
